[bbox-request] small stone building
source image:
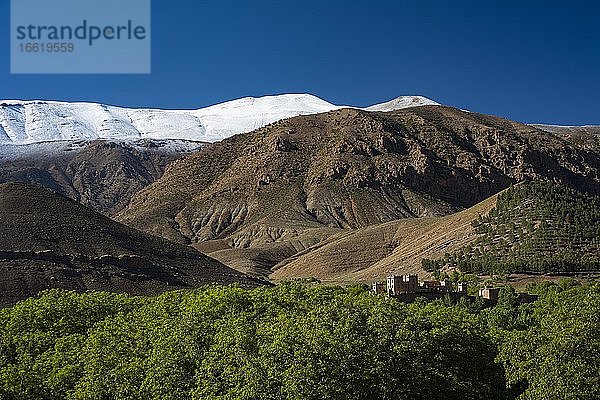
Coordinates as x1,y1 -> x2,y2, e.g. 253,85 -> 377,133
386,275 -> 418,296
478,287 -> 501,301
372,281 -> 386,295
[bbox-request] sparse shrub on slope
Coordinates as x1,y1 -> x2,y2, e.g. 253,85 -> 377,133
423,181 -> 600,274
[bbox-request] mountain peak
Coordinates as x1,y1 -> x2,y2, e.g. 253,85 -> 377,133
364,96 -> 440,112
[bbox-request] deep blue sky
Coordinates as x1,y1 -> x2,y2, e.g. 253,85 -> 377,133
1,0 -> 599,124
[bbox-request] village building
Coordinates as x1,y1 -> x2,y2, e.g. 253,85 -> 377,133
479,286 -> 501,301
372,281 -> 386,295
373,275 -> 537,305
386,274 -> 418,295
373,274 -> 472,303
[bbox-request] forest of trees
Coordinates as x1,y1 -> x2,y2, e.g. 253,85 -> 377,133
423,181 -> 600,274
1,281 -> 599,400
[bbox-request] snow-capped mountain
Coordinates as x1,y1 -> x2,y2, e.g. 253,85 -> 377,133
0,94 -> 439,145
363,95 -> 439,112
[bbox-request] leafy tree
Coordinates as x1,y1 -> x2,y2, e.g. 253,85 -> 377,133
498,284 -> 600,399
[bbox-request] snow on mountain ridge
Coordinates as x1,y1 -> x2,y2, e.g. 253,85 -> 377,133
0,94 -> 437,145
364,95 -> 439,111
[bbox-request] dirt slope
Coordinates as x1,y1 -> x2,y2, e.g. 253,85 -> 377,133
271,193 -> 498,283
0,182 -> 263,306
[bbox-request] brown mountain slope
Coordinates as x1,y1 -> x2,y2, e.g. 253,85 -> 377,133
0,182 -> 263,306
117,106 -> 600,277
0,139 -> 202,215
532,124 -> 600,152
270,193 -> 498,283
197,219 -> 343,277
